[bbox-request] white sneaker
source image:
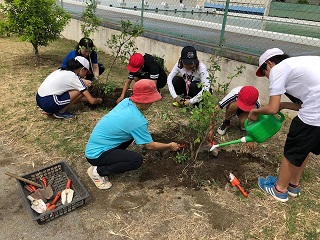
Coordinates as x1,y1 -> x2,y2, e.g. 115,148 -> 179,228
217,120 -> 230,135
87,166 -> 112,189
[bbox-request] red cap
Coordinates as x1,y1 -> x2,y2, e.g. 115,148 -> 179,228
237,86 -> 259,112
127,53 -> 144,72
130,79 -> 162,104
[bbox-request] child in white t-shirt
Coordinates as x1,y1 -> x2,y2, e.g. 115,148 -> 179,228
36,56 -> 102,119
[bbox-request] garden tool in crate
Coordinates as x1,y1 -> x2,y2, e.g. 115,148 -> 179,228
210,112 -> 285,151
27,195 -> 47,214
46,191 -> 61,211
61,179 -> 74,205
24,184 -> 47,203
5,172 -> 47,202
38,176 -> 54,200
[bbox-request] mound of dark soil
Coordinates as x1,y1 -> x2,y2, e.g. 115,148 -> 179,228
134,128 -> 278,194
138,148 -> 277,193
88,87 -> 131,109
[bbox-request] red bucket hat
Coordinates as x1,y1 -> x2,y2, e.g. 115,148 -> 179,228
237,86 -> 259,112
127,53 -> 144,73
130,79 -> 162,104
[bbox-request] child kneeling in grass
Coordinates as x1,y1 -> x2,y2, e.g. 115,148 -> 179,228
36,56 -> 102,119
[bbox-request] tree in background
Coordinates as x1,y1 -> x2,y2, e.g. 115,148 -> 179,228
81,0 -> 102,38
0,0 -> 70,56
105,20 -> 144,82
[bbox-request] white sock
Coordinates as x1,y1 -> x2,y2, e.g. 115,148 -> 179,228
92,166 -> 99,176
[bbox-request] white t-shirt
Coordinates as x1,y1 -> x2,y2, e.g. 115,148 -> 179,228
38,69 -> 87,97
219,86 -> 261,109
167,61 -> 210,104
269,56 -> 320,126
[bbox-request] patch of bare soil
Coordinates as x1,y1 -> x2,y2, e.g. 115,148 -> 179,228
88,86 -> 131,109
137,133 -> 277,194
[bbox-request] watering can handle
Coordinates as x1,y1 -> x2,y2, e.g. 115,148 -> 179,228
244,111 -> 285,128
244,118 -> 252,128
277,111 -> 285,123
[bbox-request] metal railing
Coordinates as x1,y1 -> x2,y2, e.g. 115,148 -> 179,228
57,0 -> 320,57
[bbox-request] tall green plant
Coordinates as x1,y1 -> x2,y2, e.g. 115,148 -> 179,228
105,20 -> 144,82
81,0 -> 101,38
0,0 -> 70,56
180,52 -> 246,161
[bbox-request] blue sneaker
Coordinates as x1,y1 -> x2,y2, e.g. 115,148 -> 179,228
258,177 -> 289,202
266,175 -> 301,197
266,175 -> 277,184
287,184 -> 301,197
53,111 -> 75,119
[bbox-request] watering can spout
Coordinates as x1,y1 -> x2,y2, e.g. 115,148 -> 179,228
210,137 -> 251,151
210,112 -> 284,152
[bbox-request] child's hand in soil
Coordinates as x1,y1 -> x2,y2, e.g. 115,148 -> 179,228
170,142 -> 180,151
95,98 -> 103,104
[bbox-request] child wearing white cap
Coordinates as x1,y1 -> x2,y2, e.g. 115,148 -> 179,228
36,56 -> 102,119
249,48 -> 320,202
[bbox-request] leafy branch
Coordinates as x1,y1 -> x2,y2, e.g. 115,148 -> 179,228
105,20 -> 144,82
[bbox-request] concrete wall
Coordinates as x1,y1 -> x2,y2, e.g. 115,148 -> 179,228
62,18 -> 272,103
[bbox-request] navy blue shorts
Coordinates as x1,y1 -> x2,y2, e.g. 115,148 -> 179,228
284,116 -> 320,167
36,92 -> 70,113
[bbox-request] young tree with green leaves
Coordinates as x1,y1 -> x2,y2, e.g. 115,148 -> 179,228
105,20 -> 144,82
0,0 -> 70,56
81,0 -> 102,38
178,53 -> 246,161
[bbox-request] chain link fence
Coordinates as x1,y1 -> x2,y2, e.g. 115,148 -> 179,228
57,0 -> 320,56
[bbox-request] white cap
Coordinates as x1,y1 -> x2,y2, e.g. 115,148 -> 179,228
256,48 -> 284,77
75,56 -> 91,74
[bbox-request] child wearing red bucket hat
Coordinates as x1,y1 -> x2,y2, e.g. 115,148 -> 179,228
85,80 -> 180,190
249,48 -> 320,202
117,53 -> 167,104
212,86 -> 260,136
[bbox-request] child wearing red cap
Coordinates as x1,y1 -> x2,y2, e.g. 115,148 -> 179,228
117,53 -> 167,104
214,86 -> 260,136
86,80 -> 180,189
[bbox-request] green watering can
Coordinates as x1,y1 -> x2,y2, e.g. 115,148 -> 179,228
210,112 -> 285,151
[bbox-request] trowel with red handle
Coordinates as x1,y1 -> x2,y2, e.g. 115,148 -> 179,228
225,171 -> 248,197
61,179 -> 74,205
46,191 -> 61,211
